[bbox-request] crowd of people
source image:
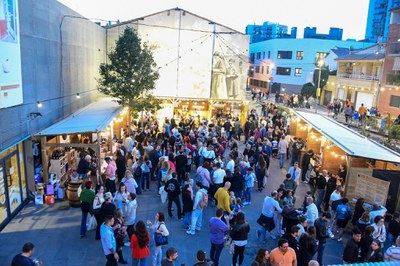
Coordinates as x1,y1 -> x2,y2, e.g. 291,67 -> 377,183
11,98 -> 400,266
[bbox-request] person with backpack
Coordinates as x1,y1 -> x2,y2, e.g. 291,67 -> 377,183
142,155 -> 152,192
164,172 -> 182,220
187,182 -> 208,235
334,198 -> 353,242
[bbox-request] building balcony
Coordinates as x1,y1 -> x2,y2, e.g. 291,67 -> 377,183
337,73 -> 379,81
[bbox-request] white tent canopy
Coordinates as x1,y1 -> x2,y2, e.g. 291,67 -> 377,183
294,110 -> 400,164
36,99 -> 123,136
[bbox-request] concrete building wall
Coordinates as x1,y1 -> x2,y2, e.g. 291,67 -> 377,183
0,0 -> 106,152
106,8 -> 249,101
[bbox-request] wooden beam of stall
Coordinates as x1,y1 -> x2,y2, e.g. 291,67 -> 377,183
45,143 -> 99,149
41,136 -> 49,184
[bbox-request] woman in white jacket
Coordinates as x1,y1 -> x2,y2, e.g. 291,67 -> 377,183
147,212 -> 169,266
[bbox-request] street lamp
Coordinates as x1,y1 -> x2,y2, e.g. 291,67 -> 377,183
315,58 -> 324,113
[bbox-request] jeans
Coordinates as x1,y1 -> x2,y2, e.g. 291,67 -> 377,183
80,210 -> 89,236
105,254 -> 117,266
291,153 -> 300,166
152,246 -> 162,266
232,244 -> 246,266
188,209 -> 203,233
317,242 -> 326,265
210,242 -> 224,266
245,187 -> 252,202
132,257 -> 148,266
95,212 -> 103,239
316,189 -> 325,211
135,175 -> 142,195
142,172 -> 150,190
279,153 -> 285,168
183,211 -> 191,228
167,196 -> 182,219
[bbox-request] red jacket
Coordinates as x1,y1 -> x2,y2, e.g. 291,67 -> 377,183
130,233 -> 150,259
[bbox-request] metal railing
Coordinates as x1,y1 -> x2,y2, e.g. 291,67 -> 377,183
337,73 -> 379,81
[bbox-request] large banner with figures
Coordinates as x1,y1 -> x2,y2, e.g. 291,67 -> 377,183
0,0 -> 22,108
106,9 -> 249,100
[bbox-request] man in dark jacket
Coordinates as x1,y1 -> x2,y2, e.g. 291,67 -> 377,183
165,172 -> 182,219
315,170 -> 327,211
342,228 -> 362,263
315,212 -> 331,266
301,149 -> 313,182
175,149 -> 188,184
283,225 -> 300,258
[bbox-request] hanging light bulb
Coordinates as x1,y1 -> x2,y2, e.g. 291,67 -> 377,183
76,93 -> 80,99
37,101 -> 43,108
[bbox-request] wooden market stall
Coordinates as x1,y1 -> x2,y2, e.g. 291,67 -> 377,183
34,99 -> 124,205
291,110 -> 400,213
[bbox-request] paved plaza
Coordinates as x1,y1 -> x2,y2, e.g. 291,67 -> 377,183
0,153 -> 348,266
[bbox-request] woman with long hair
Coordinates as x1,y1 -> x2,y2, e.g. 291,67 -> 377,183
352,198 -> 365,225
113,208 -> 127,264
115,150 -> 127,183
251,248 -> 270,266
182,184 -> 194,230
122,170 -> 138,194
93,185 -> 105,240
255,155 -> 267,192
356,212 -> 372,233
147,212 -> 169,266
298,226 -> 318,266
359,225 -> 375,262
115,182 -> 129,216
130,220 -> 150,266
230,212 -> 250,266
365,240 -> 384,262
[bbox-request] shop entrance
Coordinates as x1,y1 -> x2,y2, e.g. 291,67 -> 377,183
0,144 -> 27,227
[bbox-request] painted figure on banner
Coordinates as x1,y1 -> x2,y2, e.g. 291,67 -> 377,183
211,51 -> 227,99
226,58 -> 238,99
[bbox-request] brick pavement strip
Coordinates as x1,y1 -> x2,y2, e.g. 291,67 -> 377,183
0,151 -> 347,266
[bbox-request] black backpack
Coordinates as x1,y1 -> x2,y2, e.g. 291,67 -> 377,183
134,165 -> 142,177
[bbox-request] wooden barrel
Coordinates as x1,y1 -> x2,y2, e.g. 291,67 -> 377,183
67,181 -> 82,207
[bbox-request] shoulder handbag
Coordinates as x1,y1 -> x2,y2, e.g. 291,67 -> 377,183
154,223 -> 168,246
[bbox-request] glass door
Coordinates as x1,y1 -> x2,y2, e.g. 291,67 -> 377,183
0,165 -> 7,224
4,153 -> 21,213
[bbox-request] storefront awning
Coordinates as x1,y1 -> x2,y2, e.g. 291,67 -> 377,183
35,99 -> 123,136
293,110 -> 400,163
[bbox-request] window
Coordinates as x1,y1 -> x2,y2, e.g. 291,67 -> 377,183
255,66 -> 260,73
276,67 -> 291,75
390,95 -> 400,107
250,53 -> 255,62
256,52 -> 261,59
268,51 -> 271,59
261,66 -> 264,74
295,68 -> 302,76
277,51 -> 292,59
266,66 -> 270,74
262,52 -> 265,59
315,52 -> 328,61
296,51 -> 304,60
